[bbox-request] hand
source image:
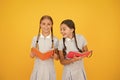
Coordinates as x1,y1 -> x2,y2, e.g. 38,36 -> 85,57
53,53 -> 59,60
30,52 -> 35,58
74,56 -> 82,60
49,48 -> 59,60
47,49 -> 54,54
47,48 -> 54,58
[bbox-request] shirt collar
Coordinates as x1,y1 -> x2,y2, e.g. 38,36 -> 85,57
65,37 -> 74,41
40,34 -> 51,39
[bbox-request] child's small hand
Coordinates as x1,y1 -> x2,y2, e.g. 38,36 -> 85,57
30,52 -> 35,58
50,50 -> 58,60
51,54 -> 54,58
53,53 -> 59,60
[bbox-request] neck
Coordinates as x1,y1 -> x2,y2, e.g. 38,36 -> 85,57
68,33 -> 74,39
42,32 -> 50,37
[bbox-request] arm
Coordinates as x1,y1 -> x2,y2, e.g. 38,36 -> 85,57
31,47 -> 54,60
82,45 -> 88,58
82,45 -> 88,52
71,45 -> 90,59
59,50 -> 82,65
53,48 -> 59,60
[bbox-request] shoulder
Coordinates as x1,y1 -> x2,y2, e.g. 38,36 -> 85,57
58,38 -> 64,50
31,36 -> 37,45
32,35 -> 37,40
53,36 -> 58,40
76,34 -> 86,39
59,38 -> 63,42
53,36 -> 59,41
53,36 -> 59,44
58,38 -> 63,45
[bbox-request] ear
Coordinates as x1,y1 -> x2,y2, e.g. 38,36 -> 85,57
71,29 -> 74,33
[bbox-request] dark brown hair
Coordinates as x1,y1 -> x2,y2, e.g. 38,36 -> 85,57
60,19 -> 82,56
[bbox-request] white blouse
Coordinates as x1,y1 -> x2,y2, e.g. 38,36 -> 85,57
30,34 -> 58,80
58,34 -> 87,80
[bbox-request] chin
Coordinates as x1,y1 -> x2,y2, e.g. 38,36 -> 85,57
44,30 -> 50,33
63,35 -> 67,38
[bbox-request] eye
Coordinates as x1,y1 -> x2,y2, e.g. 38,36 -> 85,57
47,23 -> 51,25
41,23 -> 45,25
63,28 -> 66,31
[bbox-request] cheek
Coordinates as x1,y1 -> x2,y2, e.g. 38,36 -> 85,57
48,25 -> 52,29
60,30 -> 62,34
66,30 -> 70,34
40,26 -> 44,30
40,24 -> 45,28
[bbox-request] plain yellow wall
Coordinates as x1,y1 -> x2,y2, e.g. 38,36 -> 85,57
0,0 -> 120,80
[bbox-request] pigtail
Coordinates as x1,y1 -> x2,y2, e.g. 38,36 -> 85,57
36,23 -> 41,49
63,38 -> 67,57
73,31 -> 83,53
51,27 -> 54,48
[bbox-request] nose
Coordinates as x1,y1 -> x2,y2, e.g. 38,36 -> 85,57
44,24 -> 49,29
60,30 -> 63,34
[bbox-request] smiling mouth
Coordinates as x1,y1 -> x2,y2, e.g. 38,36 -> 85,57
62,33 -> 66,36
43,29 -> 49,31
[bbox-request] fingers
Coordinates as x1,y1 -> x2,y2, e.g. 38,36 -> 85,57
30,52 -> 35,58
73,56 -> 82,61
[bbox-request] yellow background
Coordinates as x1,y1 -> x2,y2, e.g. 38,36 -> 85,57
0,0 -> 120,80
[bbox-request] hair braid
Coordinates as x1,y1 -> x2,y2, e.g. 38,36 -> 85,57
73,31 -> 83,52
63,38 -> 67,56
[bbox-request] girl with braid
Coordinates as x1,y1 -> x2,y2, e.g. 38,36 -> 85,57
58,19 -> 89,80
30,15 -> 59,80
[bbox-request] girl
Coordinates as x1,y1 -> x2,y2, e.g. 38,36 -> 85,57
58,19 -> 88,80
30,15 -> 59,80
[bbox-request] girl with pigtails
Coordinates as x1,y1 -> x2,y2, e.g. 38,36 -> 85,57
30,15 -> 59,80
58,19 -> 92,80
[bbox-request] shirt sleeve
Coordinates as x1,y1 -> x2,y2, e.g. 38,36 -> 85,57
31,36 -> 37,48
58,39 -> 63,51
80,35 -> 87,47
54,37 -> 59,49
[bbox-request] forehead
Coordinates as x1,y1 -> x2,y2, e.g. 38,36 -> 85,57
60,24 -> 68,28
41,18 -> 52,23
